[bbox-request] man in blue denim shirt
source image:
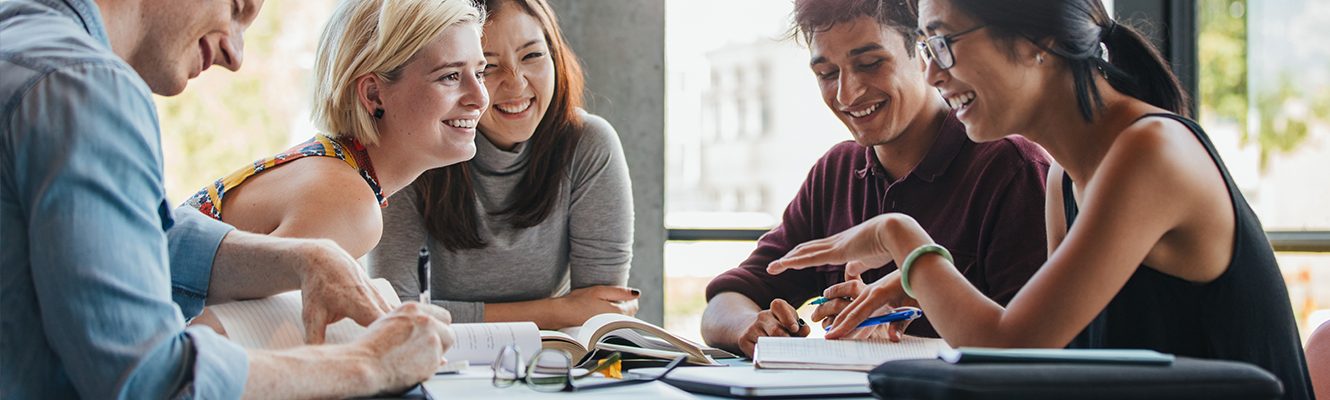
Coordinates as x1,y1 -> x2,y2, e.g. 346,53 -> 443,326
1,0 -> 457,398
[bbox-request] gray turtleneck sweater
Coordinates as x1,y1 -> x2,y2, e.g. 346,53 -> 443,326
367,112 -> 634,323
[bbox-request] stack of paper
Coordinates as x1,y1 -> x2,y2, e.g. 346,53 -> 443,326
754,337 -> 951,372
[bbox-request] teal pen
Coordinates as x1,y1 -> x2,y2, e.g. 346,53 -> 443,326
810,296 -> 849,305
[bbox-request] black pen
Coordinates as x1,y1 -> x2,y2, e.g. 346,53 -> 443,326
417,246 -> 430,303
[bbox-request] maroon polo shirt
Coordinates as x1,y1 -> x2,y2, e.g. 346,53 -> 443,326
705,112 -> 1051,338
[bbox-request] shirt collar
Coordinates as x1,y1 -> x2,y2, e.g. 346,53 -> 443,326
856,110 -> 967,183
32,0 -> 109,48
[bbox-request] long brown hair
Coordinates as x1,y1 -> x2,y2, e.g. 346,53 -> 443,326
415,0 -> 586,251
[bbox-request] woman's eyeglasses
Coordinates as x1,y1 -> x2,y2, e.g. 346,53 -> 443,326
491,345 -> 688,392
917,24 -> 987,70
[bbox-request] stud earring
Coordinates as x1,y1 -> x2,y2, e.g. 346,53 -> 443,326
1037,53 -> 1044,65
373,108 -> 385,119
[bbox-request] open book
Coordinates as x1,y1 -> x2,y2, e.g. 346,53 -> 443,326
207,279 -> 541,370
541,313 -> 737,366
207,285 -> 734,367
754,337 -> 951,372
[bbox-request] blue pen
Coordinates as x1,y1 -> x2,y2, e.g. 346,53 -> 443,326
826,308 -> 923,331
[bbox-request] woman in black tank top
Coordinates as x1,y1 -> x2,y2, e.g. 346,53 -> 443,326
765,0 -> 1311,398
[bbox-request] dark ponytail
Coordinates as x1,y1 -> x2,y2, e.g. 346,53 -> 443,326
948,0 -> 1190,121
1097,19 -> 1190,118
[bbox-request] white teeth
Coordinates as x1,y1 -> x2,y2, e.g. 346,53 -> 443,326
495,99 -> 533,114
848,102 -> 880,118
947,92 -> 976,109
445,118 -> 477,128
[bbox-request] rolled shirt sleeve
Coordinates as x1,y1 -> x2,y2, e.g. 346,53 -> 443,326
168,205 -> 235,320
5,60 -> 247,399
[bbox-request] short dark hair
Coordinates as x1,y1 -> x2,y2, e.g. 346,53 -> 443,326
787,0 -> 920,57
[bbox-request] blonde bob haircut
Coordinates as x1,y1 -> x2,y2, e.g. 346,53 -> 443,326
312,0 -> 484,146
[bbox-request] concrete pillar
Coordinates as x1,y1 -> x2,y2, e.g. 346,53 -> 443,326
549,0 -> 667,325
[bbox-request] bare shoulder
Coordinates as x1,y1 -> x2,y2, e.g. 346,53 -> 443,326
1101,115 -> 1212,183
229,156 -> 384,256
1093,113 -> 1234,281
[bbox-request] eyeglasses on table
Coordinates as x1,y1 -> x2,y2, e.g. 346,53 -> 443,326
491,345 -> 688,392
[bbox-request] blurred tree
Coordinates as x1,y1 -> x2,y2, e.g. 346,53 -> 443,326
1199,0 -> 1330,168
1198,0 -> 1247,134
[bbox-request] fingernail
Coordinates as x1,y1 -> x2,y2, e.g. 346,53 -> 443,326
798,318 -> 807,327
630,288 -> 641,296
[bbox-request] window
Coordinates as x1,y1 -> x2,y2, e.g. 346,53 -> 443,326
665,0 -> 848,342
1198,0 -> 1330,339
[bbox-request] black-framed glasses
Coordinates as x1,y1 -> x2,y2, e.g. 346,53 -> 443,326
917,24 -> 987,70
491,345 -> 688,392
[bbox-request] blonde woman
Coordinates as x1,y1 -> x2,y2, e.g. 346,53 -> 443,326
369,0 -> 637,330
184,0 -> 488,341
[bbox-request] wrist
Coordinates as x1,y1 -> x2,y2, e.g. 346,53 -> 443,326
899,244 -> 953,299
336,343 -> 384,396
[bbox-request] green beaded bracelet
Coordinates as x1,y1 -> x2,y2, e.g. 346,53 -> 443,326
900,244 -> 953,299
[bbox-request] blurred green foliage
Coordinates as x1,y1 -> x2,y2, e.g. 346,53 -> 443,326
1198,0 -> 1247,133
1200,0 -> 1330,168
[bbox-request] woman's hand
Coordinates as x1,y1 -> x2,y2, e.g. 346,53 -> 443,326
767,214 -> 935,340
821,270 -> 920,340
814,275 -> 919,340
551,285 -> 641,327
767,214 -> 900,278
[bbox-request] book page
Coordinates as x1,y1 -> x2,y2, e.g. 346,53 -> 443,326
210,279 -> 399,350
210,279 -> 539,365
210,290 -> 369,349
755,337 -> 949,367
446,322 -> 540,365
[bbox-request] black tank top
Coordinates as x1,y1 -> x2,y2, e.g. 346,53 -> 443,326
1063,114 -> 1312,400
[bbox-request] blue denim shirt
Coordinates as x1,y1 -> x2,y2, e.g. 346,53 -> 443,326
1,0 -> 248,398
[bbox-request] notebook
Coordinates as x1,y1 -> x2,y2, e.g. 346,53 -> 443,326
753,336 -> 951,371
628,365 -> 871,397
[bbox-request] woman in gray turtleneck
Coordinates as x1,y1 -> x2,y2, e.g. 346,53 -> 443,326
367,0 -> 637,329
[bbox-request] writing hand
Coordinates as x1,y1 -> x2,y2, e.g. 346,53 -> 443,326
736,299 -> 809,358
355,302 -> 455,395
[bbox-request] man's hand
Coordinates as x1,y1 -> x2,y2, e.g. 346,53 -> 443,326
354,302 -> 456,395
551,285 -> 641,327
296,240 -> 392,344
736,299 -> 810,358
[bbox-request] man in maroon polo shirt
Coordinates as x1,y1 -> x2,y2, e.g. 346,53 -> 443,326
699,0 -> 1052,358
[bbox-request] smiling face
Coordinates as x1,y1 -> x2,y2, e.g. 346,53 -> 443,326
130,0 -> 264,96
374,23 -> 489,168
476,6 -> 556,150
808,16 -> 935,148
918,0 -> 1046,142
